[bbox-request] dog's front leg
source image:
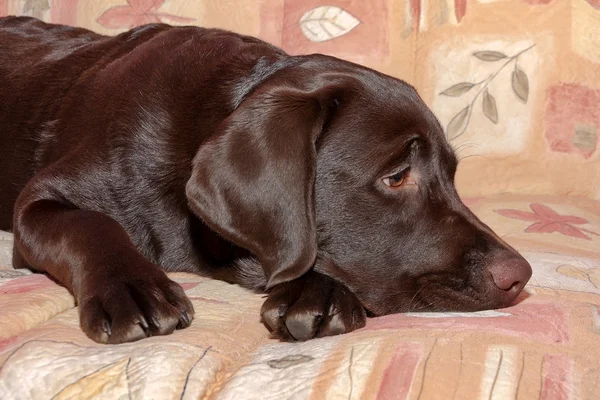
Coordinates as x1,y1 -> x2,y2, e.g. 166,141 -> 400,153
12,171 -> 194,344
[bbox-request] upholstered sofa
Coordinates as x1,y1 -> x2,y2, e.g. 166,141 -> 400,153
1,1 -> 599,398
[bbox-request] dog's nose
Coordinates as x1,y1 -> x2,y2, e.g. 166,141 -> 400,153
488,255 -> 532,306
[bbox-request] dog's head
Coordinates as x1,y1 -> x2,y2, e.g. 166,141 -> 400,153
186,54 -> 531,316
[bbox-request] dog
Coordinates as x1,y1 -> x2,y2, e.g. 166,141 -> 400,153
0,16 -> 532,344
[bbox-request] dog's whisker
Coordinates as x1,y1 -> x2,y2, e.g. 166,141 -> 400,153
458,153 -> 490,162
453,142 -> 481,156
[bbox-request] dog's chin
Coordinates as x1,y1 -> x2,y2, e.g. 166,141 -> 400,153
405,293 -> 511,314
360,288 -> 504,317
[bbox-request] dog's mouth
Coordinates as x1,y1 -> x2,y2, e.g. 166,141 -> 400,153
407,284 -> 494,313
358,267 -> 530,318
362,290 -> 507,318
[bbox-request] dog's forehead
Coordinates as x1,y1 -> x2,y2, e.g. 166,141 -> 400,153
356,79 -> 443,140
355,73 -> 438,128
350,74 -> 458,170
378,78 -> 455,154
314,63 -> 457,167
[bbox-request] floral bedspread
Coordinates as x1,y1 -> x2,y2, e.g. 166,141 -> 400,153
1,195 -> 599,399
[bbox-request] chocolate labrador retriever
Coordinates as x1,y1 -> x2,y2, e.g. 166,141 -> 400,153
0,16 -> 532,344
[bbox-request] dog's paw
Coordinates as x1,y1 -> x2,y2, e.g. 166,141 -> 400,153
260,272 -> 366,341
78,271 -> 194,344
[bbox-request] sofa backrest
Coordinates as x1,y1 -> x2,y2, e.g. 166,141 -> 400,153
2,0 -> 598,199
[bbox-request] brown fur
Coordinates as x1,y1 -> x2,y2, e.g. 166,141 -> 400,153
0,17 -> 531,343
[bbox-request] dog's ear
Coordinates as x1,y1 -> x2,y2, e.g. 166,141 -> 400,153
186,73 -> 347,288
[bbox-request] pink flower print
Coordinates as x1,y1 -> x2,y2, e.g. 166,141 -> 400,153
495,203 -> 599,240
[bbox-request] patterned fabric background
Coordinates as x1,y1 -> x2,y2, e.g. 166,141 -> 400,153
1,1 -> 600,399
1,0 -> 598,199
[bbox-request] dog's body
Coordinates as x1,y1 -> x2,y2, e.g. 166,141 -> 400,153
1,17 -> 276,275
0,16 -> 532,344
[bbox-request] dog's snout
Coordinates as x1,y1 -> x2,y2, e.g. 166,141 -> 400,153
488,255 -> 532,306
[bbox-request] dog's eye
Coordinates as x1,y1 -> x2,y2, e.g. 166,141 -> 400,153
382,169 -> 410,188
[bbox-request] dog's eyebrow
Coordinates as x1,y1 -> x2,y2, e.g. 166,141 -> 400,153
399,133 -> 424,149
379,133 -> 423,173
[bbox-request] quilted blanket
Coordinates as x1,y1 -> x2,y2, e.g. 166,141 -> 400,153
1,195 -> 599,399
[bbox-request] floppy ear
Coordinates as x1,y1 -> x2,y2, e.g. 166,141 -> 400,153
186,75 -> 344,288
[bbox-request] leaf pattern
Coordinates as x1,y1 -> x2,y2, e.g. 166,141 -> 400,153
440,82 -> 475,97
591,270 -> 600,288
267,354 -> 314,369
299,6 -> 360,42
482,89 -> 498,124
512,67 -> 529,103
97,0 -> 194,29
556,265 -> 600,288
556,265 -> 590,281
54,358 -> 131,399
440,44 -> 535,139
572,125 -> 597,151
473,51 -> 507,61
22,0 -> 49,19
446,106 -> 471,140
